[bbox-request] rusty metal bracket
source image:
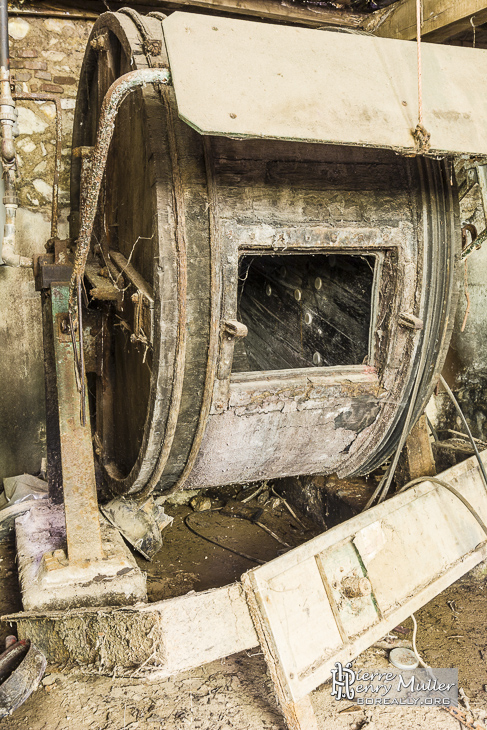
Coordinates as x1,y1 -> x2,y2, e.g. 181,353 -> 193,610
223,319 -> 248,339
34,240 -> 72,291
398,312 -> 424,330
218,319 -> 248,380
462,223 -> 487,261
90,32 -> 108,52
51,283 -> 105,566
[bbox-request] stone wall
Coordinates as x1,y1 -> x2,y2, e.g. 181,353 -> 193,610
9,15 -> 92,215
0,15 -> 92,479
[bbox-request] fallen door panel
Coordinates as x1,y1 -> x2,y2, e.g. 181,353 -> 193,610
265,558 -> 343,681
242,452 -> 487,702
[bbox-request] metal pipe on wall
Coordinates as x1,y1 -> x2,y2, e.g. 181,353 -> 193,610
0,0 -> 8,71
0,0 -> 29,268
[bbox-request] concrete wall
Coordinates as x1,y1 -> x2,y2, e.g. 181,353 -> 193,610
0,15 -> 92,479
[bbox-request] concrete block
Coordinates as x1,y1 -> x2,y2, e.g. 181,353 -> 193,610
15,501 -> 147,611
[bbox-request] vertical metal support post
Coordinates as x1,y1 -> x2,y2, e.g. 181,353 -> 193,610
51,283 -> 104,564
41,289 -> 63,504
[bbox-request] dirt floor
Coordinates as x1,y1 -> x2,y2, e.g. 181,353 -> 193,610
1,490 -> 487,730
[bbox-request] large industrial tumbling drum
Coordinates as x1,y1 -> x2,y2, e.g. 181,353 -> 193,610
70,10 -> 460,498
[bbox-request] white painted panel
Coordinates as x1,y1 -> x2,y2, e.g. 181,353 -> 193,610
319,541 -> 379,638
163,12 -> 487,156
264,558 -> 342,679
354,489 -> 485,613
244,452 -> 487,701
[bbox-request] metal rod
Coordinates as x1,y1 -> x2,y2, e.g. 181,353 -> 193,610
0,0 -> 8,72
77,276 -> 86,427
69,67 -> 171,320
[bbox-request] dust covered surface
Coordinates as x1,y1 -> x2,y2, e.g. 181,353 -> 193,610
1,546 -> 487,728
1,579 -> 487,730
135,502 -> 320,602
1,502 -> 487,729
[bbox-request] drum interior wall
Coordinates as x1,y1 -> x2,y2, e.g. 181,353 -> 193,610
106,91 -> 155,478
234,253 -> 375,372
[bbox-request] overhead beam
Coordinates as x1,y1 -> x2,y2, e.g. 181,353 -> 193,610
366,0 -> 487,43
19,0 -> 366,29
130,0 -> 366,27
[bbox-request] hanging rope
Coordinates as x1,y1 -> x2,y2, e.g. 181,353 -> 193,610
413,0 -> 431,154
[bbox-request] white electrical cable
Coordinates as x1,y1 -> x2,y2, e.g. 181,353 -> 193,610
411,613 -> 429,668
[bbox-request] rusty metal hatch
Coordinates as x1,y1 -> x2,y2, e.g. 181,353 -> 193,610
163,12 -> 487,158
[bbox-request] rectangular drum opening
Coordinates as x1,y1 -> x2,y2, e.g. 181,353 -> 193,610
233,253 -> 375,373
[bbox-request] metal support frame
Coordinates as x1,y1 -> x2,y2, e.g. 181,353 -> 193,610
16,261 -> 147,610
49,282 -> 104,566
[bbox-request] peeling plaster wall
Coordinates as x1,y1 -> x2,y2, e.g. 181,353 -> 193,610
0,16 -> 92,479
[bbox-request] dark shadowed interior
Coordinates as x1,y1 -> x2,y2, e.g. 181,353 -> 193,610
233,253 -> 375,372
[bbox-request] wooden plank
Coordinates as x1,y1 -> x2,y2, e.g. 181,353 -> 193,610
109,250 -> 154,303
85,262 -> 121,302
242,451 -> 487,702
396,413 -> 437,485
243,572 -> 320,730
5,583 -> 258,674
129,0 -> 366,29
370,0 -> 487,42
9,1 -> 364,29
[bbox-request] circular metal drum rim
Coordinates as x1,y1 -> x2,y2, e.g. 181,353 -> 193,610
71,13 -> 185,496
346,156 -> 460,476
